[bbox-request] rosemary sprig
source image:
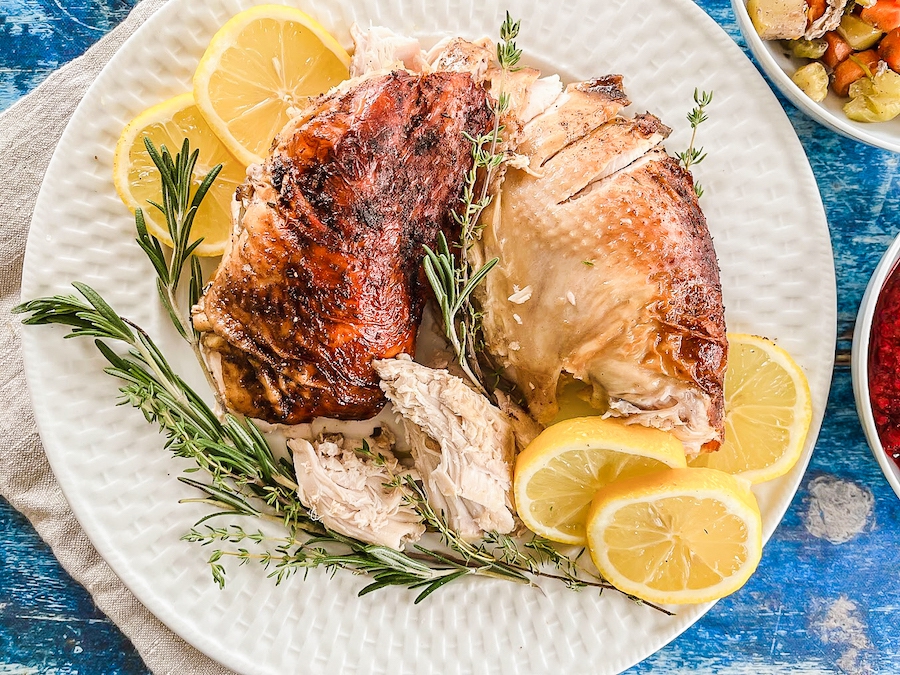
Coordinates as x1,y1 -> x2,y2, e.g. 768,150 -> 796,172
135,137 -> 225,405
136,138 -> 218,339
677,88 -> 713,198
423,14 -> 523,395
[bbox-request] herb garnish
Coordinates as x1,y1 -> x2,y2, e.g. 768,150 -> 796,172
423,12 -> 523,397
134,138 -> 224,407
14,138 -> 670,614
677,88 -> 713,198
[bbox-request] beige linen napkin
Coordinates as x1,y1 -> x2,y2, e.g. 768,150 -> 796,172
0,2 -> 234,673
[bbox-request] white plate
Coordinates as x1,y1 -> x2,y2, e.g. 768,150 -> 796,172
732,0 -> 900,153
852,233 -> 900,500
19,0 -> 836,673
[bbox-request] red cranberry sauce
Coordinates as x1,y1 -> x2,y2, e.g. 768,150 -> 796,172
869,260 -> 900,469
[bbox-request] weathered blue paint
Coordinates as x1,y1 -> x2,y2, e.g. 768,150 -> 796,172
1,0 -> 899,673
0,0 -> 139,110
1,495 -> 150,672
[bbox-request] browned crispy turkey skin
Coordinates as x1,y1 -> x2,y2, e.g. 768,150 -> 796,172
193,71 -> 494,423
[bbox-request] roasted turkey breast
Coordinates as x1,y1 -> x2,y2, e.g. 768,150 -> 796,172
193,70 -> 493,423
471,77 -> 727,454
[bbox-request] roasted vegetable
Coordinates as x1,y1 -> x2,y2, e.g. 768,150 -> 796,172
861,0 -> 900,32
878,27 -> 900,71
792,61 -> 830,100
808,0 -> 828,23
844,67 -> 900,121
748,0 -> 809,39
831,48 -> 880,96
822,30 -> 854,67
837,14 -> 884,50
790,37 -> 829,58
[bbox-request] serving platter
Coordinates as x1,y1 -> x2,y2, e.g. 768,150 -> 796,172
19,0 -> 836,673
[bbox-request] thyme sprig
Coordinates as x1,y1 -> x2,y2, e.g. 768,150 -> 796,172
677,88 -> 713,198
497,12 -> 522,71
423,14 -> 523,396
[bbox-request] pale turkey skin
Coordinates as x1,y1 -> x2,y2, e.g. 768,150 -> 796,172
472,77 -> 727,455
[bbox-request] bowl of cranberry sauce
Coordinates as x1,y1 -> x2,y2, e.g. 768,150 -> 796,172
853,233 -> 900,500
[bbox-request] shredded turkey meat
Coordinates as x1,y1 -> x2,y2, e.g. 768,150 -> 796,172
289,430 -> 424,549
373,355 -> 516,541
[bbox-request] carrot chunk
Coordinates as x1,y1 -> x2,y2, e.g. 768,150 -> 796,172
879,27 -> 900,72
831,49 -> 881,97
808,0 -> 828,23
822,31 -> 854,69
861,0 -> 900,33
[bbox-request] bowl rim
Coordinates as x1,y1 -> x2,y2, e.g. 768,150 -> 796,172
731,0 -> 900,154
851,232 -> 900,501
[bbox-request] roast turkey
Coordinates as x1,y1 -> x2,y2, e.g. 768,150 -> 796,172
471,77 -> 728,454
193,69 -> 493,424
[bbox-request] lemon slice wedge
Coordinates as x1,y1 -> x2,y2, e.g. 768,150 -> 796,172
689,333 -> 812,484
193,4 -> 351,166
513,417 -> 687,545
586,467 -> 763,605
112,93 -> 245,257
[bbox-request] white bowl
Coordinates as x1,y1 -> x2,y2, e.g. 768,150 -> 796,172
852,232 -> 900,500
732,0 -> 900,152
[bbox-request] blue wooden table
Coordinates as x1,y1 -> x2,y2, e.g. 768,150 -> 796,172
2,0 -> 899,672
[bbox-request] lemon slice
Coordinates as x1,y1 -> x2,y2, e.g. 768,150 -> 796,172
193,5 -> 351,166
113,93 -> 245,257
689,333 -> 812,484
586,467 -> 763,605
513,417 -> 687,545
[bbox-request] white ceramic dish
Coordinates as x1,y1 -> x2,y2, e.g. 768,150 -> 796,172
852,234 -> 900,500
732,0 -> 900,152
19,0 -> 836,673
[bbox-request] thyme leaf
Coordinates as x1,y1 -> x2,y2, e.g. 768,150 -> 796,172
677,88 -> 713,198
